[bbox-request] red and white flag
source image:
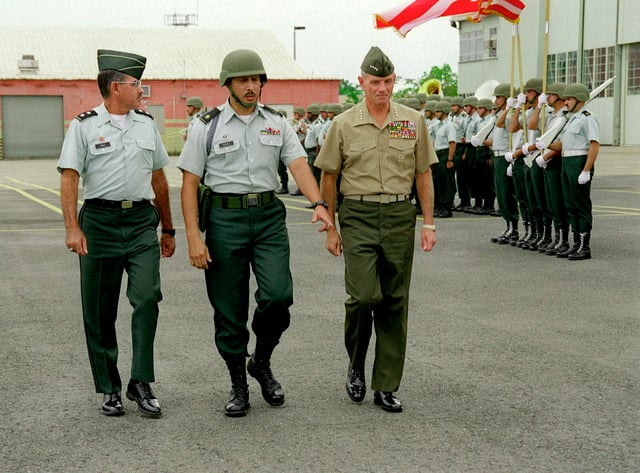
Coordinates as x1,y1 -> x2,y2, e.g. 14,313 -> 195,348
375,0 -> 526,36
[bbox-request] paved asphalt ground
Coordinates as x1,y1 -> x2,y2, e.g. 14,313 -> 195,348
0,147 -> 638,472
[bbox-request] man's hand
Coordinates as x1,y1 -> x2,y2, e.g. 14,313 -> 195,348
505,151 -> 514,163
187,236 -> 212,269
160,233 -> 176,258
578,170 -> 591,185
538,93 -> 547,107
535,155 -> 546,168
66,226 -> 88,256
311,206 -> 334,233
507,163 -> 513,177
325,229 -> 343,257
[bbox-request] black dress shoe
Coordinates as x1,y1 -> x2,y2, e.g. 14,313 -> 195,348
345,366 -> 366,402
126,380 -> 162,417
373,391 -> 403,413
247,355 -> 285,406
289,189 -> 303,196
101,392 -> 124,416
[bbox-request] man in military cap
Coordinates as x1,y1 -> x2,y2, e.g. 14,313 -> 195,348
58,49 -> 176,417
184,96 -> 205,141
315,46 -> 437,413
303,103 -> 323,186
177,49 -> 332,417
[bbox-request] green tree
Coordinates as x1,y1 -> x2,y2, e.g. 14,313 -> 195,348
339,79 -> 362,103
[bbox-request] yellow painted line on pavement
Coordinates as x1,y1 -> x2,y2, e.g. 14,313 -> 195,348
0,183 -> 62,214
593,204 -> 640,212
5,177 -> 61,196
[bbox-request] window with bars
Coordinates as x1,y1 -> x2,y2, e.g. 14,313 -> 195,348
628,43 -> 640,95
582,47 -> 615,97
460,30 -> 484,62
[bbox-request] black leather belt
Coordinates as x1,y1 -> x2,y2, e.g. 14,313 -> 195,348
211,191 -> 276,209
85,199 -> 150,209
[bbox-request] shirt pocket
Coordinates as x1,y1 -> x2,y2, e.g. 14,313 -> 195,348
344,140 -> 377,174
135,139 -> 156,169
388,139 -> 416,167
213,138 -> 240,157
258,134 -> 283,161
89,140 -> 114,157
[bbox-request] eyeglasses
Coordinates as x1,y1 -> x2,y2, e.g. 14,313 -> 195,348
115,80 -> 142,88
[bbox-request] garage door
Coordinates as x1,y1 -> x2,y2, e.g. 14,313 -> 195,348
2,96 -> 64,159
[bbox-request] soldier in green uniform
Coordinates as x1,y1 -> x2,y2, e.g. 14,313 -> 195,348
547,83 -> 600,260
315,46 -> 437,413
184,96 -> 204,141
177,49 -> 332,417
58,49 -> 176,417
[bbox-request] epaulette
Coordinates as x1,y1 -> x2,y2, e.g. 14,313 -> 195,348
75,110 -> 97,121
261,104 -> 283,117
134,109 -> 154,120
582,110 -> 591,116
200,108 -> 221,124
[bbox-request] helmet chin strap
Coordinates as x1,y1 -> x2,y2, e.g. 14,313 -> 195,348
228,86 -> 262,110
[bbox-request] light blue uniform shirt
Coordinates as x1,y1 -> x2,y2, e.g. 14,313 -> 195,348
177,101 -> 305,194
434,117 -> 456,151
561,108 -> 600,151
56,103 -> 169,201
492,109 -> 510,153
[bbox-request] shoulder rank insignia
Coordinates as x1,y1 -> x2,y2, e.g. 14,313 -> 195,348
134,109 -> 154,120
200,108 -> 221,124
582,110 -> 591,116
261,104 -> 283,117
75,110 -> 97,121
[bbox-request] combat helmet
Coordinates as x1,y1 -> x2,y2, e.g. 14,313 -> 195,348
524,77 -> 543,94
546,82 -> 566,97
220,49 -> 267,87
434,100 -> 451,113
476,98 -> 494,110
493,83 -> 511,98
561,83 -> 589,102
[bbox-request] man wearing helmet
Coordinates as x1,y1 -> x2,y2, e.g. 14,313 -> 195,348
177,49 -> 333,417
546,83 -> 599,260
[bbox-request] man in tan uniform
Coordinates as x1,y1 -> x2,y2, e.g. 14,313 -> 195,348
315,46 -> 437,413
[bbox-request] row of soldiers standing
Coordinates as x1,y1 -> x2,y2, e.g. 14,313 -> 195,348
403,80 -> 598,261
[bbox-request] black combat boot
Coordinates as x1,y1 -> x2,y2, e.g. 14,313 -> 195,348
513,222 -> 528,247
557,231 -> 580,258
537,222 -> 553,253
550,226 -> 570,256
568,232 -> 591,260
491,221 -> 511,244
225,359 -> 250,417
521,223 -> 537,250
544,228 -> 561,256
247,341 -> 285,406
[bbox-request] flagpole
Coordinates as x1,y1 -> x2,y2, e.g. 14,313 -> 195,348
509,22 -> 516,150
516,24 -> 527,134
540,0 -> 550,133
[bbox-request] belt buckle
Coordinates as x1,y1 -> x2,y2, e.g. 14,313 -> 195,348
121,200 -> 133,209
380,195 -> 390,204
246,193 -> 260,207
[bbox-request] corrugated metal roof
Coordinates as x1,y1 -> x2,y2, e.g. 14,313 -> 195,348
0,26 -> 336,80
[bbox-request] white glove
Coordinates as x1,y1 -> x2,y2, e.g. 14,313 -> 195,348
535,155 -> 546,168
517,93 -> 526,106
506,97 -> 516,109
535,138 -> 547,151
538,93 -> 547,107
504,151 -> 514,163
506,163 -> 513,177
470,136 -> 481,147
578,171 -> 591,185
521,142 -> 531,156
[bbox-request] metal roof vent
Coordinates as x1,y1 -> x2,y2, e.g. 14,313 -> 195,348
18,54 -> 39,73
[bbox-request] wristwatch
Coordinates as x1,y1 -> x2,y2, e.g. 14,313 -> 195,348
310,200 -> 329,210
161,228 -> 176,236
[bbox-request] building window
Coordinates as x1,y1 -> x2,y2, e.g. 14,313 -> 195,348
567,51 -> 578,83
582,47 -> 615,98
547,53 -> 556,85
629,43 -> 640,95
487,27 -> 497,58
460,30 -> 484,62
557,52 -> 567,83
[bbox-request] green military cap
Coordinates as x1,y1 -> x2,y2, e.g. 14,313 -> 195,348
342,102 -> 355,111
424,100 -> 438,112
440,96 -> 452,103
294,107 -> 305,115
306,103 -> 320,115
186,96 -> 203,108
360,46 -> 394,77
427,94 -> 441,101
547,82 -> 566,97
97,49 -> 146,80
405,98 -> 422,110
435,101 -> 451,113
476,98 -> 494,109
416,92 -> 427,104
450,96 -> 464,106
463,96 -> 478,107
319,103 -> 329,112
328,103 -> 342,114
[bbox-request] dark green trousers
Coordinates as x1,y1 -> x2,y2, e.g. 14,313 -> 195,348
436,149 -> 457,208
338,198 -> 416,392
204,199 -> 292,361
79,203 -> 162,394
543,157 -> 568,231
528,160 -> 552,227
562,155 -> 594,233
492,155 -> 519,223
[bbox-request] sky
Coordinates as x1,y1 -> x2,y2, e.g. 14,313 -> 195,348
0,0 -> 460,82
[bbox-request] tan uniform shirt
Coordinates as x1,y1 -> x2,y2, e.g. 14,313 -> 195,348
315,101 -> 437,196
